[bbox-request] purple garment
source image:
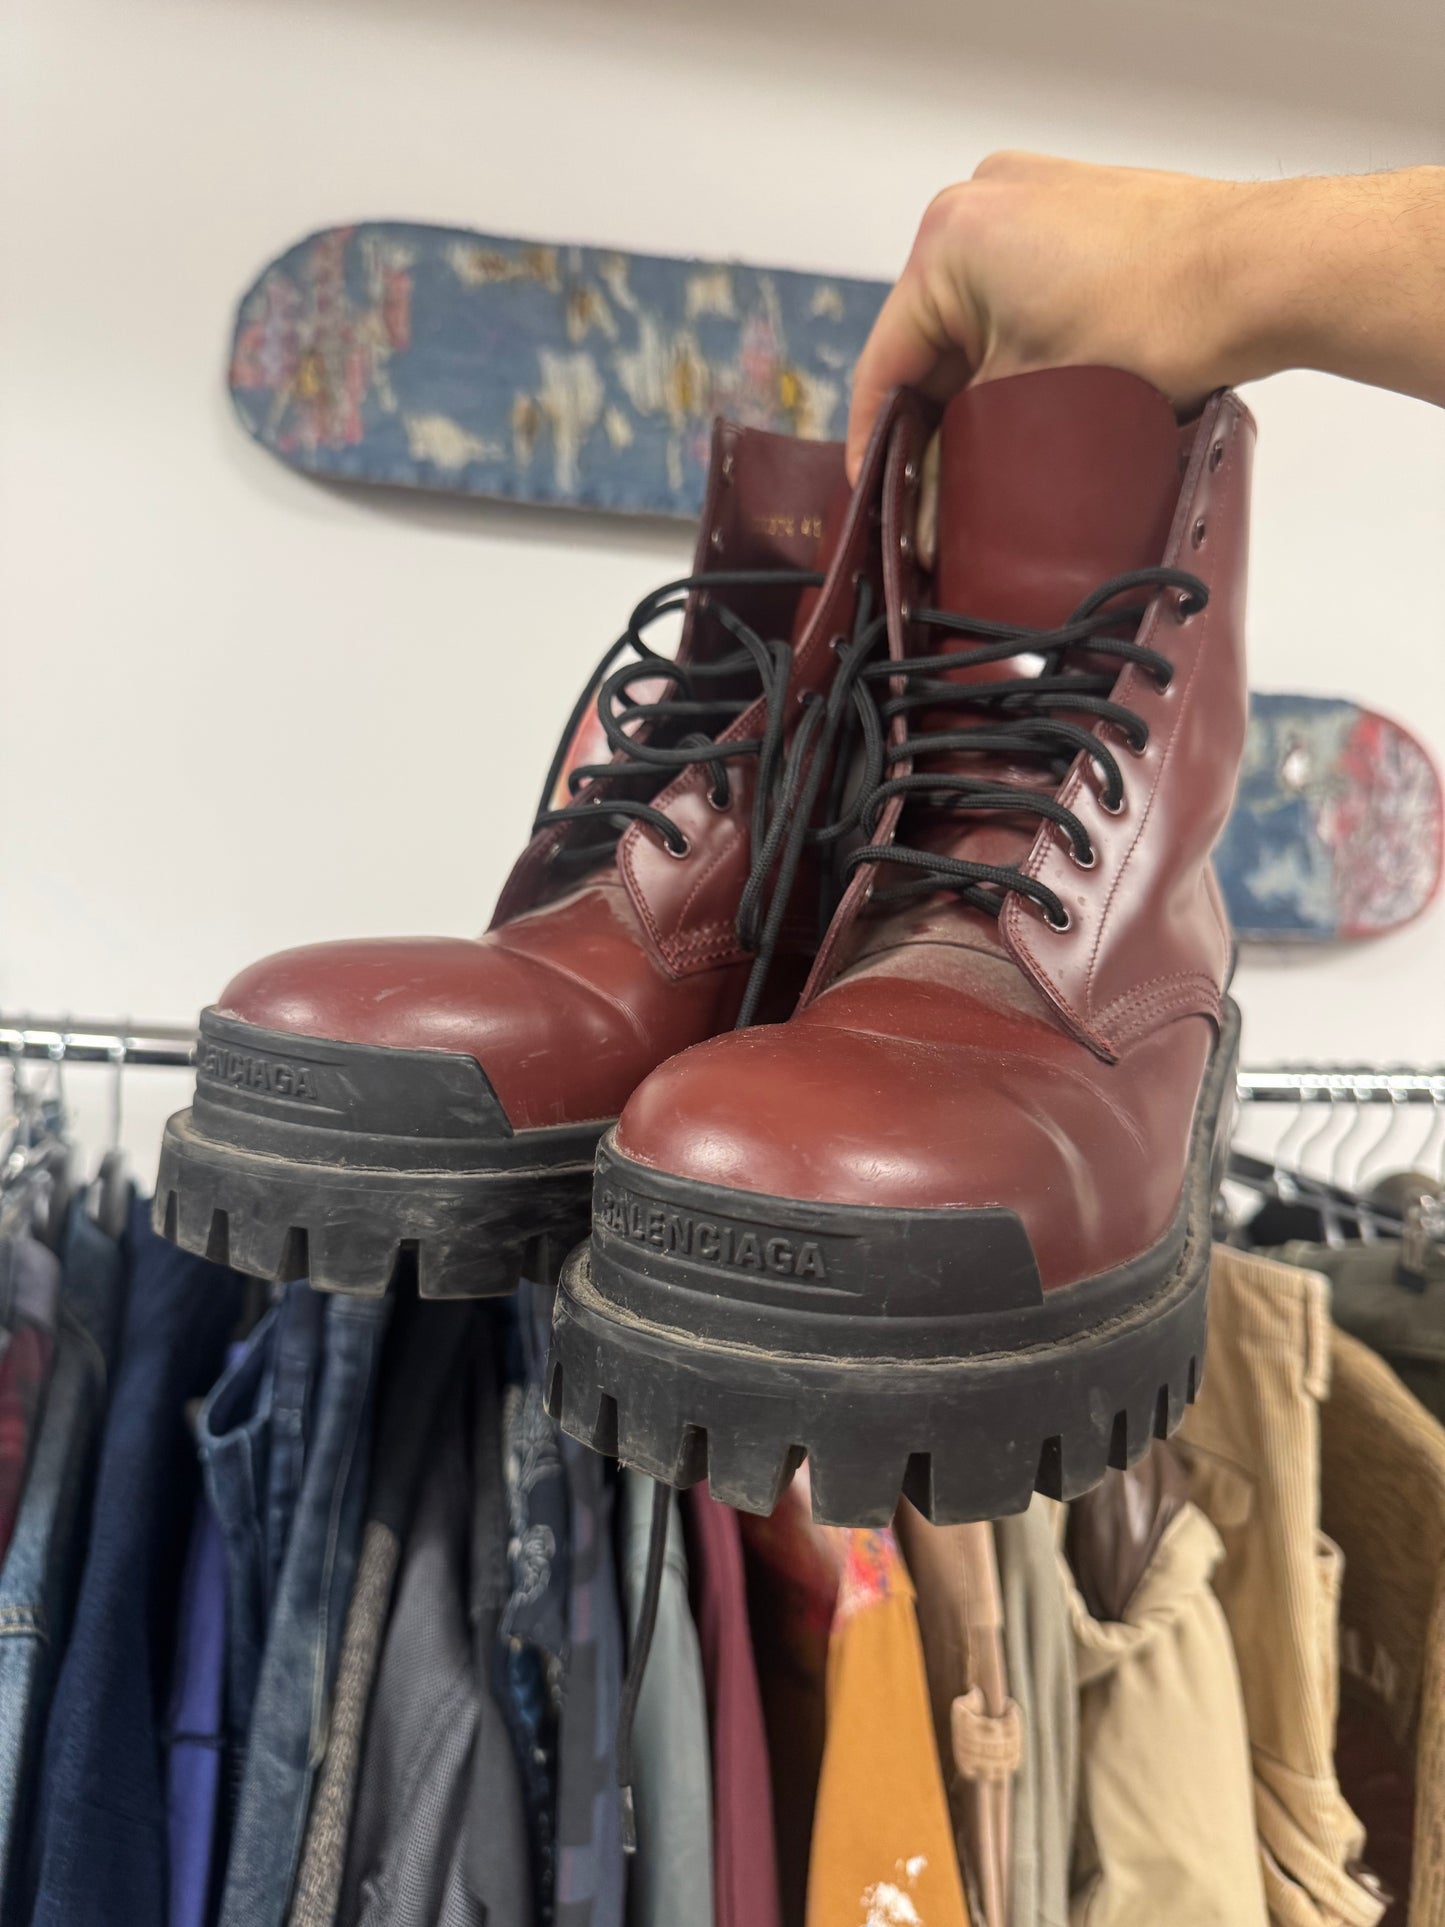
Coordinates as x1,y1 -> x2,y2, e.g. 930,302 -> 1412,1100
166,1346 -> 241,1927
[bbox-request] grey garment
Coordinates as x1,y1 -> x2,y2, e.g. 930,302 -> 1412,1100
340,1321 -> 533,1927
1268,1238 -> 1445,1428
619,1473 -> 712,1927
218,1293 -> 391,1927
289,1302 -> 478,1927
289,1520 -> 399,1927
556,1437 -> 625,1927
0,1232 -> 61,1333
995,1497 -> 1076,1927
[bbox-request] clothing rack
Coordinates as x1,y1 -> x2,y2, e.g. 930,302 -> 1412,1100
1,1018 -> 197,1069
4,1016 -> 1445,1099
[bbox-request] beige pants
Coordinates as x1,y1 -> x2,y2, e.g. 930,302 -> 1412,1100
1064,1499 -> 1267,1927
1176,1247 -> 1386,1927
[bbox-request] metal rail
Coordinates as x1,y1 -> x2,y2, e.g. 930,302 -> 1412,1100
3,1015 -> 1443,1100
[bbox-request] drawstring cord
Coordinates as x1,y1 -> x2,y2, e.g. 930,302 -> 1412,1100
616,1478 -> 672,1852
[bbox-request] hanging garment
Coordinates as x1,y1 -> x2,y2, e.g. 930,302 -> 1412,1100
1175,1246 -> 1387,1927
0,1204 -> 125,1918
1063,1492 -> 1268,1926
686,1484 -> 783,1927
288,1300 -> 476,1927
218,1291 -> 390,1927
895,1508 -> 1018,1927
166,1470 -> 230,1927
1267,1239 -> 1445,1429
556,1434 -> 625,1927
619,1472 -> 713,1927
339,1317 -> 533,1927
1321,1325 -> 1445,1925
0,1235 -> 61,1561
28,1196 -> 245,1927
737,1479 -> 840,1927
498,1286 -> 571,1923
198,1283 -> 328,1784
806,1525 -> 972,1927
994,1499 -> 1077,1927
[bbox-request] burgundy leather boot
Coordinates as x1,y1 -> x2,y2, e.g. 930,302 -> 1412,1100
155,401 -> 921,1296
550,367 -> 1254,1523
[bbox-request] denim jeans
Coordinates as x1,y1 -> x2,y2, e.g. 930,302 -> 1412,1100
199,1284 -> 327,1779
29,1196 -> 245,1927
0,1206 -> 125,1918
217,1290 -> 390,1927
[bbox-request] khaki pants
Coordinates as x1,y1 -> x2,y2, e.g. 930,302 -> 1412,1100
1177,1248 -> 1386,1927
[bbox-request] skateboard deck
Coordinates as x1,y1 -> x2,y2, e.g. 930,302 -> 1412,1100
1216,693 -> 1442,941
229,227 -> 1443,944
229,221 -> 887,517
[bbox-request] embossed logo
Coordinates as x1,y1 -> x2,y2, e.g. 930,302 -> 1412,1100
598,1186 -> 828,1280
200,1044 -> 319,1104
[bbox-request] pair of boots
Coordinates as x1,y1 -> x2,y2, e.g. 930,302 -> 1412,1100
157,365 -> 1254,1527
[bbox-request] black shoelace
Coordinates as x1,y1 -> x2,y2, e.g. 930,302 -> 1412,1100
612,563 -> 1209,1850
827,565 -> 1210,929
580,570 -> 890,1848
533,567 -> 843,1031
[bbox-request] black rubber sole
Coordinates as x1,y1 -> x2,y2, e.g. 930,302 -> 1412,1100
153,1011 -> 607,1296
547,1000 -> 1238,1526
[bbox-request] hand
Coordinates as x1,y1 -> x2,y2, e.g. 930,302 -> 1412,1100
846,153 -> 1445,480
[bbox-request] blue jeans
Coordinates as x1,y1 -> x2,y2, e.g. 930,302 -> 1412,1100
0,1206 -> 125,1918
217,1290 -> 390,1927
198,1284 -> 327,1780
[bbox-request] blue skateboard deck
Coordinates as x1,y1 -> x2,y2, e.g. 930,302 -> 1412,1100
230,221 -> 886,517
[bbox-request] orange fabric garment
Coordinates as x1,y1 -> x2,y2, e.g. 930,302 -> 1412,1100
807,1524 -> 973,1927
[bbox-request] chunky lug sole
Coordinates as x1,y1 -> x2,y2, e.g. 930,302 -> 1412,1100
154,1011 -> 607,1297
548,999 -> 1239,1526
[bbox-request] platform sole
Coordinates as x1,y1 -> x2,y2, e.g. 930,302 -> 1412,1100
153,1011 -> 607,1296
547,1001 -> 1238,1525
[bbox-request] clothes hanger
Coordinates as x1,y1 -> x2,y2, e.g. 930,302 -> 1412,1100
91,1036 -> 131,1241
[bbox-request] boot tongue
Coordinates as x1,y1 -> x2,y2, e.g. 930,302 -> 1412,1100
933,366 -> 1184,631
887,368 -> 1185,945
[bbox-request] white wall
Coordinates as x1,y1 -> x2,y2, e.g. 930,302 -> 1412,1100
2,0 -> 1443,1176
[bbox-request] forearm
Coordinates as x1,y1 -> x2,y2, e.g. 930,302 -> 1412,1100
1209,168 -> 1445,405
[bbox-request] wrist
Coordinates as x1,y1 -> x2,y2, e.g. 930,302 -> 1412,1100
1202,177 -> 1322,390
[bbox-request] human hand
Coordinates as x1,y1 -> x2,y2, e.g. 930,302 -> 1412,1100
845,152 -> 1445,480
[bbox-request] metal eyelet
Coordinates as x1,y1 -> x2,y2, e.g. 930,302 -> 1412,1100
1173,591 -> 1198,624
1191,518 -> 1207,548
1069,841 -> 1097,870
1100,792 -> 1126,817
899,530 -> 915,560
903,457 -> 919,488
1208,439 -> 1225,472
665,834 -> 692,859
1046,905 -> 1073,932
1126,734 -> 1149,759
709,527 -> 725,555
721,448 -> 735,482
706,788 -> 730,812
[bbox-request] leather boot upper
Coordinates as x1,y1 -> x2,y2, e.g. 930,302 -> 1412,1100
615,368 -> 1256,1288
219,404 -> 924,1131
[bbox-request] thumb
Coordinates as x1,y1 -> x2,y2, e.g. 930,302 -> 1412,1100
844,275 -> 954,482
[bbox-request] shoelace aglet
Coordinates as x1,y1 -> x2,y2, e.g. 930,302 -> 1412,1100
620,1781 -> 638,1855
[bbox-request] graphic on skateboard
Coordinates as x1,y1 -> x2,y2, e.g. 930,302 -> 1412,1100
1216,693 -> 1442,942
230,222 -> 886,517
